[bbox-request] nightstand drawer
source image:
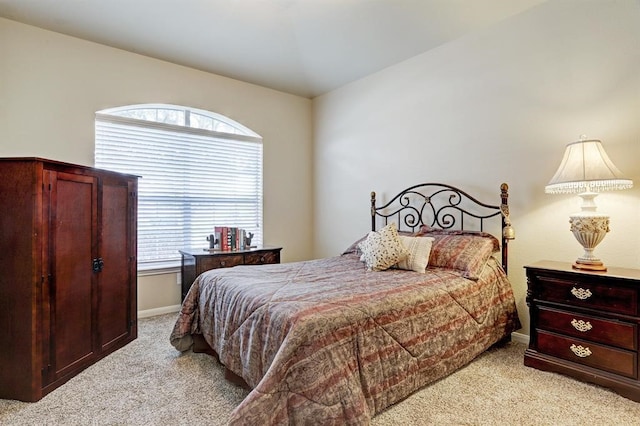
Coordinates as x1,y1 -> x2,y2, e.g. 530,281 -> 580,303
536,275 -> 638,316
538,307 -> 637,350
537,331 -> 637,379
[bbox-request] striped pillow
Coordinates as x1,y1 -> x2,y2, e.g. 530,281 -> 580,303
395,235 -> 434,273
428,234 -> 498,280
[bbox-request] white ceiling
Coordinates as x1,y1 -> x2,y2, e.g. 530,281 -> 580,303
0,0 -> 546,98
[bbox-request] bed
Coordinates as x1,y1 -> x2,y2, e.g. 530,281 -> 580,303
170,182 -> 521,425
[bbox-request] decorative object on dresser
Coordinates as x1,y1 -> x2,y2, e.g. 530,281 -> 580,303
0,157 -> 138,402
524,260 -> 640,402
545,136 -> 633,271
211,226 -> 255,251
179,246 -> 282,301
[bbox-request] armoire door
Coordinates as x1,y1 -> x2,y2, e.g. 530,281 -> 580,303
42,170 -> 98,384
98,176 -> 137,351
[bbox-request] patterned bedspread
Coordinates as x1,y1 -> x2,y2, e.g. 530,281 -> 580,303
170,252 -> 520,425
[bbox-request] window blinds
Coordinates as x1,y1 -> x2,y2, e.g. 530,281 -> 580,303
95,114 -> 263,270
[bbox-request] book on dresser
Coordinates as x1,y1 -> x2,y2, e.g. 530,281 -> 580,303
212,226 -> 252,251
524,260 -> 640,402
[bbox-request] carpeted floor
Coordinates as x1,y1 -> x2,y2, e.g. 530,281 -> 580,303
1,313 -> 639,425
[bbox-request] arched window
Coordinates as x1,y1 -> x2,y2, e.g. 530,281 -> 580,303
95,104 -> 263,271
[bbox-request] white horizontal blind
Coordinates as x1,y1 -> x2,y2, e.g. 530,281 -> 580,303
95,112 -> 263,270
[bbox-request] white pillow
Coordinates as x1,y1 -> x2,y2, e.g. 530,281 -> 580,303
358,223 -> 409,271
395,236 -> 435,273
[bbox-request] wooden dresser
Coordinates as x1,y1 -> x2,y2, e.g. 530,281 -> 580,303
0,158 -> 138,402
179,246 -> 282,301
524,260 -> 640,401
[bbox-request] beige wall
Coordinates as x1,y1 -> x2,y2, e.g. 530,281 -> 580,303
312,0 -> 640,335
0,18 -> 314,313
3,1 -> 639,332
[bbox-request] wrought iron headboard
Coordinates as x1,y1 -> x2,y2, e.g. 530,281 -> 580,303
371,183 -> 514,273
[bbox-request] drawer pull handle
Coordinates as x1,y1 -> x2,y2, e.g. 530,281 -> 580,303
570,287 -> 592,300
570,344 -> 592,358
570,319 -> 593,332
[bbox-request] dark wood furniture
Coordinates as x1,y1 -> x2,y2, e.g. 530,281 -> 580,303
0,157 -> 138,402
525,260 -> 640,401
179,246 -> 282,300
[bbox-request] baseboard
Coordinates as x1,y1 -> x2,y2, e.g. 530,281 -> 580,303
138,304 -> 181,319
511,331 -> 530,345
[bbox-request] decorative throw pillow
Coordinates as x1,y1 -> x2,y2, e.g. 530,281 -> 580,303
358,223 -> 409,271
395,235 -> 434,273
428,234 -> 498,280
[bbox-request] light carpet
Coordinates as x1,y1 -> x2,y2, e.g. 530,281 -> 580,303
1,313 -> 639,425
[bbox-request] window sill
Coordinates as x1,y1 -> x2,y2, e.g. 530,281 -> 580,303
137,261 -> 180,277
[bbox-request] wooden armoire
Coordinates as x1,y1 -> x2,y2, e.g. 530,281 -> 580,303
0,157 -> 138,402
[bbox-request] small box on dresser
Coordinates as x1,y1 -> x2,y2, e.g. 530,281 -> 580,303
524,260 -> 640,401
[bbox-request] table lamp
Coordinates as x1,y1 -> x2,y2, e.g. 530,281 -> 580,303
545,136 -> 633,271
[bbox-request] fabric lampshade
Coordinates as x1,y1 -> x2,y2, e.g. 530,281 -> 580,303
545,139 -> 632,194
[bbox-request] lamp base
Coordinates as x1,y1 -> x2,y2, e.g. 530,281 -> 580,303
569,212 -> 610,273
572,259 -> 607,272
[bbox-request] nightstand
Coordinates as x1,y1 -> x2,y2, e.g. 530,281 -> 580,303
179,246 -> 282,301
524,260 -> 640,401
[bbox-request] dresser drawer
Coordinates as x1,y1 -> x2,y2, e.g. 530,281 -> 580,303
537,307 -> 637,350
535,275 -> 638,316
199,254 -> 244,270
244,250 -> 279,265
537,330 -> 637,379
